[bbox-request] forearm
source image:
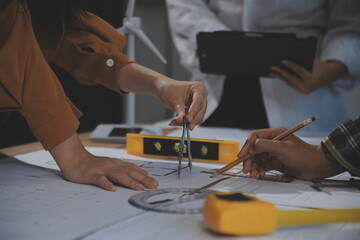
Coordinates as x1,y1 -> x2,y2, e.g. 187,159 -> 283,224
324,60 -> 347,80
321,35 -> 360,80
117,63 -> 175,99
49,132 -> 90,172
315,60 -> 347,89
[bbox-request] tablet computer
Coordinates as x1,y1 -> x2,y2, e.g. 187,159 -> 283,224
196,31 -> 317,77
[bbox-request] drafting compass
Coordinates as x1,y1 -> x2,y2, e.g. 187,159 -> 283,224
177,107 -> 192,178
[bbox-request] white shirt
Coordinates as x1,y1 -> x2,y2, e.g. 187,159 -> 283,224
166,0 -> 360,135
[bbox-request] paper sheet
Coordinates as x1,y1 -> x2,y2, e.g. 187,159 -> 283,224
1,147 -> 359,240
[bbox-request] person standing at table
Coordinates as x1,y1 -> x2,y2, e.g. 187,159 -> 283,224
0,0 -> 207,191
166,0 -> 360,134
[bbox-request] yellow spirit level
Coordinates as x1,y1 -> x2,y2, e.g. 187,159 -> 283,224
203,192 -> 360,236
126,134 -> 240,164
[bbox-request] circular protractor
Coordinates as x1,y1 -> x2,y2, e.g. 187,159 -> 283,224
128,188 -> 215,214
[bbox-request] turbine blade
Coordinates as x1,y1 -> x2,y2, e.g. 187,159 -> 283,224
125,0 -> 135,19
131,28 -> 167,64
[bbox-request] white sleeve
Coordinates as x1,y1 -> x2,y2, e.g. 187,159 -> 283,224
321,0 -> 360,90
165,0 -> 230,71
166,0 -> 239,120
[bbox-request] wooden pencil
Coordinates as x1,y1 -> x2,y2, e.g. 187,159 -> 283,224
210,117 -> 316,178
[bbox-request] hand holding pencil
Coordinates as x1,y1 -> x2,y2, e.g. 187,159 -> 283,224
209,117 -> 345,180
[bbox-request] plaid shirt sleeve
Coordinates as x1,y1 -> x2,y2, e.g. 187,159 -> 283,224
321,117 -> 360,176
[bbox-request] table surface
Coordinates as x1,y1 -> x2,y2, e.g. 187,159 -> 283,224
1,129 -> 359,240
0,128 -> 176,158
0,132 -> 124,158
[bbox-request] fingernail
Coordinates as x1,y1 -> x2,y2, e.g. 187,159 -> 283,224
136,185 -> 145,191
170,120 -> 179,126
149,182 -> 158,189
147,179 -> 158,188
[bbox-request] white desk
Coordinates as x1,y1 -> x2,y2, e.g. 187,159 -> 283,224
0,129 -> 359,240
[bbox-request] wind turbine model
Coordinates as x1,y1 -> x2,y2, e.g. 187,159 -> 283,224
90,0 -> 167,143
119,0 -> 167,126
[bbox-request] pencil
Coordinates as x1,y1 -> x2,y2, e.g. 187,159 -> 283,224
210,117 -> 316,178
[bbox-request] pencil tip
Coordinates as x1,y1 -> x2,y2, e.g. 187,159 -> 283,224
311,117 -> 316,121
209,176 -> 213,178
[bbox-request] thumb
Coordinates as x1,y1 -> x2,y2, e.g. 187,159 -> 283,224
237,139 -> 250,159
174,105 -> 186,124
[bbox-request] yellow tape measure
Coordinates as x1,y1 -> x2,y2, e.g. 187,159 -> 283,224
126,134 -> 240,164
203,192 -> 360,236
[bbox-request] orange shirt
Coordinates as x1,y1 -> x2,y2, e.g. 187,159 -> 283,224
0,0 -> 133,150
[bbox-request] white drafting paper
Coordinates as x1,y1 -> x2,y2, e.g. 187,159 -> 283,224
1,147 -> 359,240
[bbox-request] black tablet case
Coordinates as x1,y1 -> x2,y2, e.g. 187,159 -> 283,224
197,31 -> 317,77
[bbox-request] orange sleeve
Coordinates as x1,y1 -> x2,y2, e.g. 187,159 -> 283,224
51,12 -> 134,94
0,0 -> 81,150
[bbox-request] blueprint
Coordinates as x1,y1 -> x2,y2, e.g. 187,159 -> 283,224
0,147 -> 359,240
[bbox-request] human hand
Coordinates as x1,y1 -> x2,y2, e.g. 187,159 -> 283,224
116,63 -> 207,130
50,133 -> 159,191
270,59 -> 347,94
237,127 -> 345,180
161,80 -> 207,130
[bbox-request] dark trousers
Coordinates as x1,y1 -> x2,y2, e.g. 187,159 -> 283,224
202,76 -> 269,129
